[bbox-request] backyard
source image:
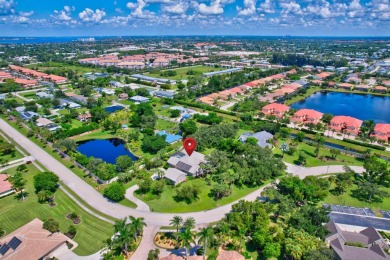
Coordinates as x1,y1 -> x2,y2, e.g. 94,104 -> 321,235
145,65 -> 224,80
0,164 -> 114,256
273,138 -> 365,167
135,178 -> 262,213
322,183 -> 390,215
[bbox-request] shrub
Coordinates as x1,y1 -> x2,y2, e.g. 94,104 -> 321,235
103,182 -> 125,202
33,172 -> 59,193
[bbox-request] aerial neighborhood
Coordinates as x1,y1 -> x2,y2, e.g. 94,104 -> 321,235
0,35 -> 390,260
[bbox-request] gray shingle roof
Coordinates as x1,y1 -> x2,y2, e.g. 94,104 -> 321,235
239,131 -> 273,148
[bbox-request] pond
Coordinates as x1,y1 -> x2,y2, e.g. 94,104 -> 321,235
291,91 -> 390,123
77,138 -> 138,164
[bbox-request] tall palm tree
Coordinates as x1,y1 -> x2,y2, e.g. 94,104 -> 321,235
179,227 -> 195,260
129,216 -> 147,240
113,217 -> 133,256
183,217 -> 196,230
198,227 -> 214,260
170,215 -> 183,242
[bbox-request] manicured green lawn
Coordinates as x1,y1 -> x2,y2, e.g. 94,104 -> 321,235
72,130 -> 116,142
146,65 -> 224,80
155,118 -> 178,131
274,139 -> 364,167
135,178 -> 262,213
322,183 -> 390,215
285,86 -> 321,105
0,164 -> 114,256
26,62 -> 100,75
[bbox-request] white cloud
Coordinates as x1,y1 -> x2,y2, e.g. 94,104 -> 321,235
163,1 -> 188,14
280,1 -> 302,15
197,0 -> 225,15
258,0 -> 275,14
52,6 -> 73,22
78,8 -> 106,23
127,0 -> 155,18
237,0 -> 257,16
0,0 -> 15,15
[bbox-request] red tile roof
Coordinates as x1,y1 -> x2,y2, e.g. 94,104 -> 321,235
374,124 -> 390,134
294,109 -> 323,118
263,103 -> 290,112
331,116 -> 363,128
0,174 -> 13,194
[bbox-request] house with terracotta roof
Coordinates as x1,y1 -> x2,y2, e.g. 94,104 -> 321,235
371,124 -> 390,142
373,86 -> 388,93
13,78 -> 38,87
262,103 -> 290,118
383,80 -> 390,87
0,218 -> 77,260
314,72 -> 333,80
217,250 -> 245,260
0,174 -> 14,198
291,109 -> 324,125
197,96 -> 214,106
329,116 -> 363,135
355,84 -> 371,92
228,87 -> 245,94
338,83 -> 354,90
0,71 -> 12,80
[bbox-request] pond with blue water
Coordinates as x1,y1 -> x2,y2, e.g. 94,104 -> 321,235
77,138 -> 138,164
291,91 -> 390,123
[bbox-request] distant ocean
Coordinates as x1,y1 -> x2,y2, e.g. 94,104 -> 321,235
1,36 -> 389,44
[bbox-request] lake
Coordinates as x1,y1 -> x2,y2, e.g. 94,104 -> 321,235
77,138 -> 138,164
291,91 -> 390,123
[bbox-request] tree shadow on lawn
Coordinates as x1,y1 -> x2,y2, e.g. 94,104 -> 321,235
350,189 -> 384,203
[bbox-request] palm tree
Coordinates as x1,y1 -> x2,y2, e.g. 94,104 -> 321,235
37,190 -> 50,203
170,215 -> 183,242
129,216 -> 147,240
9,172 -> 26,201
179,227 -> 195,260
113,217 -> 133,256
183,217 -> 196,230
198,227 -> 214,260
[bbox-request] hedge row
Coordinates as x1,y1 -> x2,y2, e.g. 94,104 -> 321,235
343,138 -> 386,151
53,122 -> 100,140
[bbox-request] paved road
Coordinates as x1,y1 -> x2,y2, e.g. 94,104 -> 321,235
0,118 -> 273,226
0,118 -> 365,226
125,185 -> 151,212
285,163 -> 364,178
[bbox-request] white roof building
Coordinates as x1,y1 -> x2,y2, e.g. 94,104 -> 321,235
163,168 -> 187,185
167,150 -> 206,176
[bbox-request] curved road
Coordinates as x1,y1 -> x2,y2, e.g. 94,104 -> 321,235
0,118 -> 364,226
0,118 -> 269,226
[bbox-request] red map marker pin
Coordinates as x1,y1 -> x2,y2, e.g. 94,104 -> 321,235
183,137 -> 197,156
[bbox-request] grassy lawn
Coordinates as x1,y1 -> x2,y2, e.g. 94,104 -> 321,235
155,118 -> 178,131
322,183 -> 390,215
0,164 -> 114,256
26,62 -> 100,76
72,130 -> 116,142
135,178 -> 262,213
146,65 -> 224,80
5,97 -> 25,105
274,139 -> 364,167
285,86 -> 321,105
117,100 -> 133,106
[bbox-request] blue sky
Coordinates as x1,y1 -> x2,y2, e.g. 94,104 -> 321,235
0,0 -> 389,36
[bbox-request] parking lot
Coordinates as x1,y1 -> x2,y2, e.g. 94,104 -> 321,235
381,211 -> 390,219
323,204 -> 375,217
